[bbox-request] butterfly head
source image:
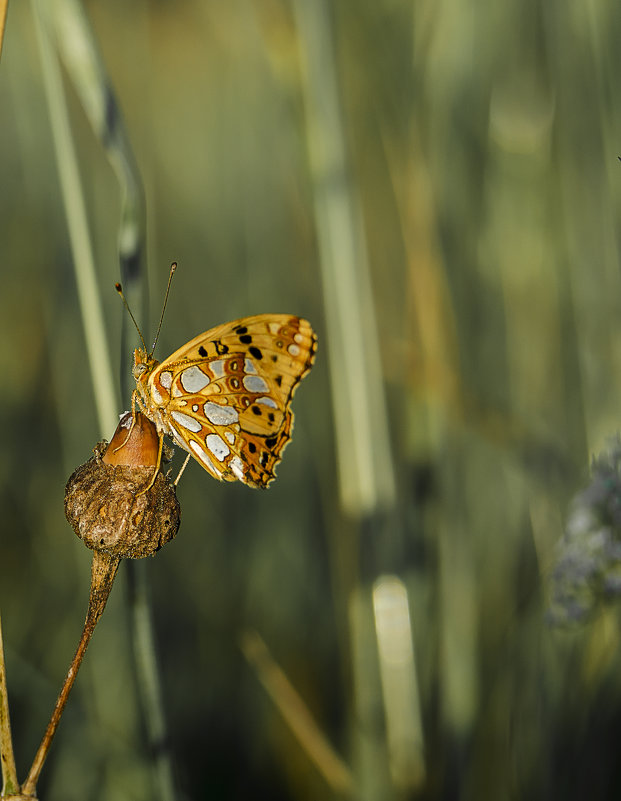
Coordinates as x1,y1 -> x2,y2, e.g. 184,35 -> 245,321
132,348 -> 159,384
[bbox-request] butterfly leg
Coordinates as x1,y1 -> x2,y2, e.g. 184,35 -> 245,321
174,453 -> 192,486
135,433 -> 164,496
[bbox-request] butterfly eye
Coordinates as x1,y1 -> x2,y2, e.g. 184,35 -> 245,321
132,362 -> 148,381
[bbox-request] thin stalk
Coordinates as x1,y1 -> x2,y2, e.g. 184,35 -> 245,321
0,614 -> 19,796
0,0 -> 8,60
240,630 -> 354,797
50,0 -> 146,332
21,552 -> 121,797
127,563 -> 177,801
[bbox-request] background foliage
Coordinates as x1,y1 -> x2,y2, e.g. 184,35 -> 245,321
2,0 -> 621,799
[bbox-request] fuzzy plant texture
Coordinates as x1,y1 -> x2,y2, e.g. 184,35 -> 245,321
549,438 -> 621,625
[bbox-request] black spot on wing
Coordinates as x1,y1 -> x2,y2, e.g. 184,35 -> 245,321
249,346 -> 263,360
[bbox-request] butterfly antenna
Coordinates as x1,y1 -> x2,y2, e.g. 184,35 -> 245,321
115,282 -> 148,352
151,262 -> 177,355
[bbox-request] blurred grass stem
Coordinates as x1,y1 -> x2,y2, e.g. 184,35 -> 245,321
240,630 -> 354,797
31,0 -> 117,437
0,615 -> 19,796
0,0 -> 8,61
293,0 -> 395,517
373,576 -> 425,789
127,566 -> 177,801
51,0 -> 146,319
21,552 -> 121,797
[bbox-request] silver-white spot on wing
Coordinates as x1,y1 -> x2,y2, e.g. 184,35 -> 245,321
209,359 -> 225,379
230,456 -> 245,481
168,427 -> 187,449
206,433 -> 230,462
288,343 -> 300,357
243,375 -> 269,393
256,396 -> 278,408
160,371 -> 173,389
171,410 -> 202,433
203,401 -> 239,426
151,384 -> 163,405
190,440 -> 218,473
244,358 -> 258,374
180,365 -> 210,393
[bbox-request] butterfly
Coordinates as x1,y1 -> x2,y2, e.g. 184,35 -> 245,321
129,311 -> 317,489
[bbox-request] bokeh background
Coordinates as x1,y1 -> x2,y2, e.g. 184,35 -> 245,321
2,0 -> 621,799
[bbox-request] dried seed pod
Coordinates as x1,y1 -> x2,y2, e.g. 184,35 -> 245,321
65,412 -> 181,558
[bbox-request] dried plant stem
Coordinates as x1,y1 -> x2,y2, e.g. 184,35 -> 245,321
0,614 -> 19,796
21,552 -> 121,797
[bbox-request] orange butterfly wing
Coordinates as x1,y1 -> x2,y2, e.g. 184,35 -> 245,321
136,314 -> 316,488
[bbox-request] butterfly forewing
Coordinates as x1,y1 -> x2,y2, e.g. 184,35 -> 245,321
139,314 -> 316,488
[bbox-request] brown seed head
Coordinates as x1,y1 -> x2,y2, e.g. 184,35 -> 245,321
65,413 -> 180,558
